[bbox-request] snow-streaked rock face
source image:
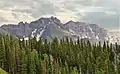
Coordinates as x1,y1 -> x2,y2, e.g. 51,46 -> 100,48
64,21 -> 108,43
0,16 -> 117,43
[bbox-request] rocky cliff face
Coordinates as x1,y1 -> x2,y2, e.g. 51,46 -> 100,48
64,21 -> 108,42
0,16 -> 116,43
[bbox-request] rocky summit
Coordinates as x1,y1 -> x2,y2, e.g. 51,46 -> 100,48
0,16 -> 119,43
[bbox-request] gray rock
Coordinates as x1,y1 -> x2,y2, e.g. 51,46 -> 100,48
0,16 -> 109,43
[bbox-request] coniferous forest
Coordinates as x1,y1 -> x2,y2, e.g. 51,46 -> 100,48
0,35 -> 120,74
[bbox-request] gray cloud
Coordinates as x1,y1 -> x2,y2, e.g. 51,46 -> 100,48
77,12 -> 119,29
30,0 -> 60,18
59,0 -> 120,30
0,0 -> 119,30
0,0 -> 60,18
0,17 -> 8,22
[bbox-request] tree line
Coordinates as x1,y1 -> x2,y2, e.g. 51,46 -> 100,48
0,35 -> 120,74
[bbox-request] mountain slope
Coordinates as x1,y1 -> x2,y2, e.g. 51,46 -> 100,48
0,16 -> 116,43
64,21 -> 108,43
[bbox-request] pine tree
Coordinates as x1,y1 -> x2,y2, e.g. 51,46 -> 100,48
0,35 -> 6,69
19,47 -> 27,74
0,35 -> 120,74
28,49 -> 37,74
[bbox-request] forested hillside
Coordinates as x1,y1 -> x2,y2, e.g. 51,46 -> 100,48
0,35 -> 120,74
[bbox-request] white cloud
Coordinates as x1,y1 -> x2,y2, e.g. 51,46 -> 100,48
0,0 -> 119,30
55,10 -> 78,23
0,9 -> 35,25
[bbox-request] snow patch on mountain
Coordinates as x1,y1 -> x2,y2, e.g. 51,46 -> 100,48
88,26 -> 95,36
96,35 -> 99,40
31,29 -> 37,37
39,29 -> 45,37
1,16 -> 118,44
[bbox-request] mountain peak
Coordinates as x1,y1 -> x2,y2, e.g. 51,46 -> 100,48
50,16 -> 57,20
31,16 -> 60,25
18,21 -> 24,25
0,16 -> 115,43
67,20 -> 75,23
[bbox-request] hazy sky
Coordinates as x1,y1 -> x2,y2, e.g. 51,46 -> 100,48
0,0 -> 119,30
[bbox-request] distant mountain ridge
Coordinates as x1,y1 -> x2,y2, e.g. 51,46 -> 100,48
0,16 -> 119,43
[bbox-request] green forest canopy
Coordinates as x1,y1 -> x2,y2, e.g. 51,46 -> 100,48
0,35 -> 120,74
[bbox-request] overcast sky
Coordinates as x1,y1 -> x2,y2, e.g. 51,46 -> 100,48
0,0 -> 119,30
